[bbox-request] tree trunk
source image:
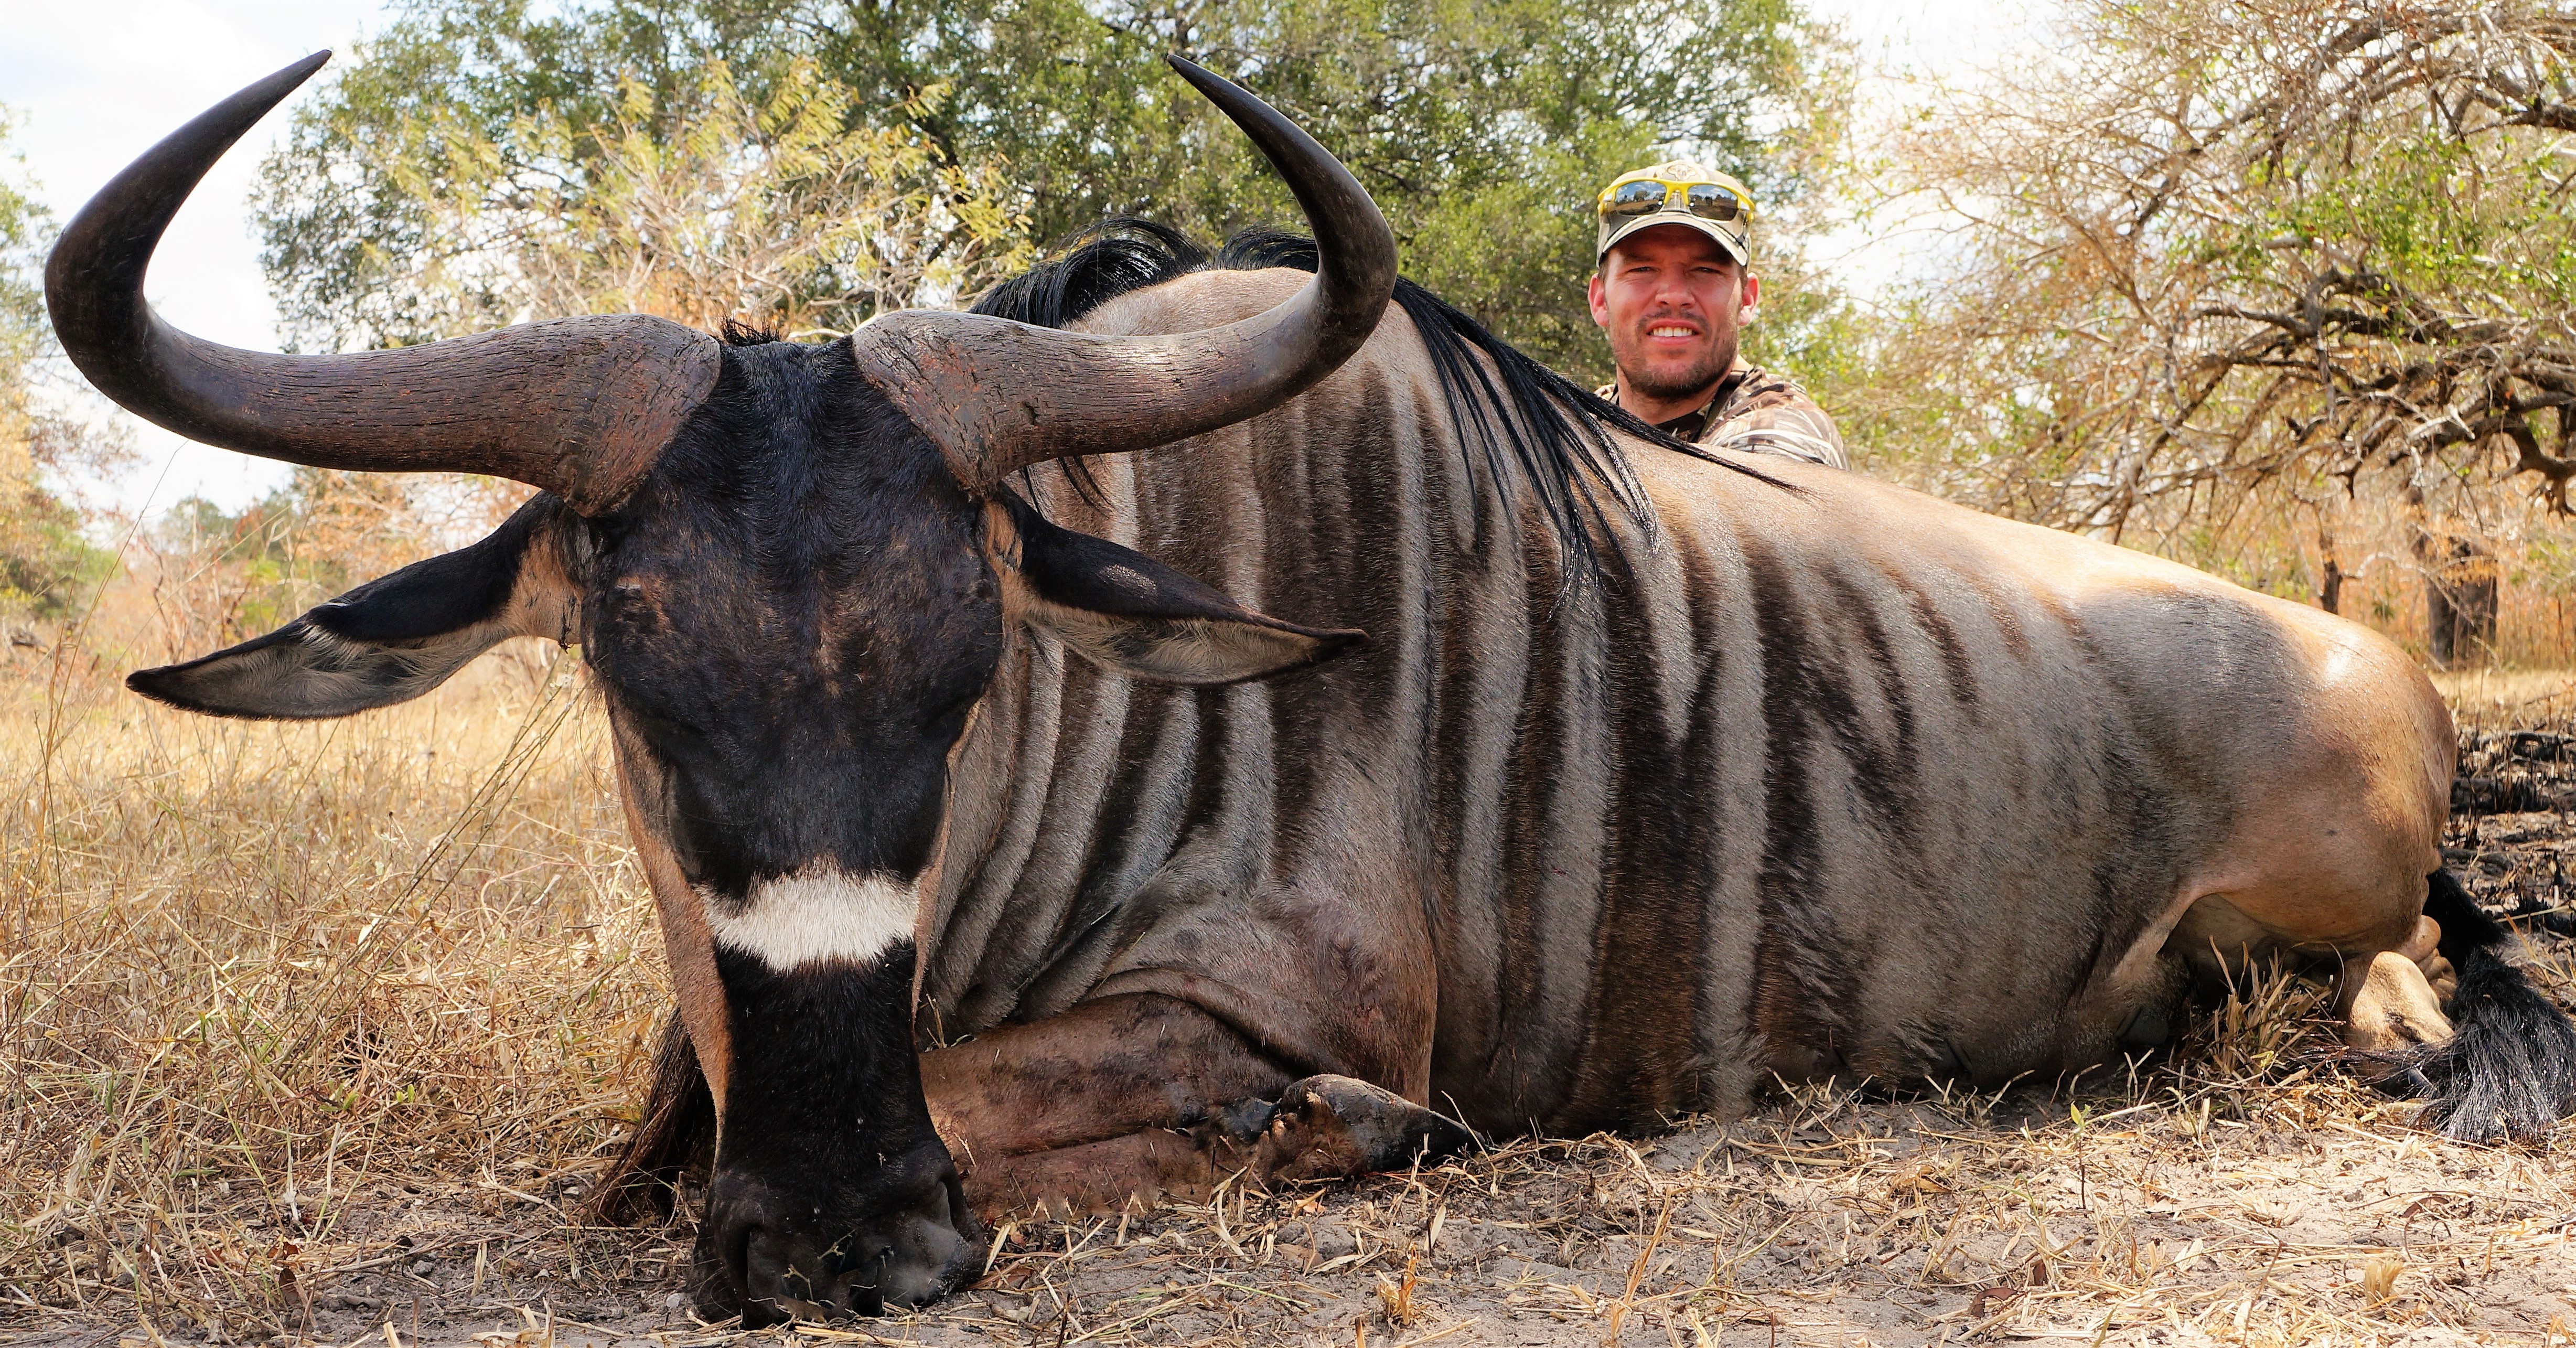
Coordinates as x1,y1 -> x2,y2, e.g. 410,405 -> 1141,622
2420,532 -> 2499,669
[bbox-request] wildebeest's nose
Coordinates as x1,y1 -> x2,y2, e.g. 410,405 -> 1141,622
691,1144 -> 981,1325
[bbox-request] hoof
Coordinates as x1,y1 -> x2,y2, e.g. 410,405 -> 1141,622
1246,1075 -> 1474,1185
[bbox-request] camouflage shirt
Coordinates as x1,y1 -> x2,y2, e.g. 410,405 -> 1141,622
1597,365 -> 1848,469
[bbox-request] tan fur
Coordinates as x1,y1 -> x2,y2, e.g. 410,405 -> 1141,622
1625,452 -> 2453,1061
961,1127 -> 1241,1219
615,731 -> 735,1118
503,520 -> 583,647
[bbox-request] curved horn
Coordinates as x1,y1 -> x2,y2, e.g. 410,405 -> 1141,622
854,55 -> 1398,490
46,52 -> 721,516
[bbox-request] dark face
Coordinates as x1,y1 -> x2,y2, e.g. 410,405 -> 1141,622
120,327 -> 1359,1323
584,340 -> 997,1320
562,336 -> 1357,1322
591,342 -> 1001,895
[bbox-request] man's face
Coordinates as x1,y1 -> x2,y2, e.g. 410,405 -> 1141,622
1587,226 -> 1759,404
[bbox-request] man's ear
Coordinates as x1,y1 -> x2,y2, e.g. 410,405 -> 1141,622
984,491 -> 1363,686
128,495 -> 583,719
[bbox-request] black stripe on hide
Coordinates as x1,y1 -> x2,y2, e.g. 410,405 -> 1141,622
1741,538 -> 1862,1080
1815,563 -> 1926,861
1493,528 -> 1572,1111
1562,538 -> 1724,1129
1882,567 -> 1981,714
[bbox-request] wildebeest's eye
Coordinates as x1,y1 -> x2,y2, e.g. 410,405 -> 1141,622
601,581 -> 662,623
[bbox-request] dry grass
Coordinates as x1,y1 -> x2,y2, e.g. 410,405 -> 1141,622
1,629 -> 678,1345
7,603 -> 2576,1346
2433,668 -> 2576,735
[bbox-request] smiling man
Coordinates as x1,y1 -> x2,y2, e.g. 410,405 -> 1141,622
1588,161 -> 1847,469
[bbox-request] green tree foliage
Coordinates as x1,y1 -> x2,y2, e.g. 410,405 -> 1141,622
1835,0 -> 2575,557
0,110 -> 117,624
266,52 -> 1037,341
256,0 -> 1831,379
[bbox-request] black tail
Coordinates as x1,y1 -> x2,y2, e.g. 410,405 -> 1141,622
2405,869 -> 2576,1141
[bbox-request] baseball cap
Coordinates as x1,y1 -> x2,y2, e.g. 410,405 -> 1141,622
1594,160 -> 1753,266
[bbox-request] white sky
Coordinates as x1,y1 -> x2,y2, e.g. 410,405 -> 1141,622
6,0 -> 394,518
1814,0 -> 2042,74
1799,0 -> 2049,296
5,0 -> 2045,518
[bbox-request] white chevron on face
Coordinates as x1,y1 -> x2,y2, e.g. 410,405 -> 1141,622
700,866 -> 918,971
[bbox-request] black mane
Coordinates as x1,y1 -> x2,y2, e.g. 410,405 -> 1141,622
970,220 -> 1784,583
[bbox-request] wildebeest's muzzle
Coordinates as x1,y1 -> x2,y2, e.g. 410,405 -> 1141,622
691,947 -> 979,1322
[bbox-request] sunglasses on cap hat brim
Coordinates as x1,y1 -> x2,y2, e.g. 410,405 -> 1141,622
1595,178 -> 1752,222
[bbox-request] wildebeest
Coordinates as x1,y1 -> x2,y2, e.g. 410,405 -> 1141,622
51,51 -> 2576,1327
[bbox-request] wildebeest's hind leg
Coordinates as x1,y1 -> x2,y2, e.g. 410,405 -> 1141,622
2336,908 -> 2455,1068
917,994 -> 1471,1220
2369,870 -> 2576,1140
2181,868 -> 2575,1139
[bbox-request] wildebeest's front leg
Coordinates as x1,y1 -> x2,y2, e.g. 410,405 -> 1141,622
919,993 -> 1470,1218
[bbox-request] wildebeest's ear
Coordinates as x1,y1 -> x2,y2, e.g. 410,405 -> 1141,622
985,492 -> 1364,686
128,496 -> 583,719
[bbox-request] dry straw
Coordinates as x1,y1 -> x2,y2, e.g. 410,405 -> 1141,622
3,611 -> 675,1342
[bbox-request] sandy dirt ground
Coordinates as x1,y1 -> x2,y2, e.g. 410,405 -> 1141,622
12,722 -> 2576,1348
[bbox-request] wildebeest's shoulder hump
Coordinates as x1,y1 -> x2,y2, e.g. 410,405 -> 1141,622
1071,266 -> 1319,339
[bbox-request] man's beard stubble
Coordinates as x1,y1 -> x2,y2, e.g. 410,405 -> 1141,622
1622,327 -> 1740,404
